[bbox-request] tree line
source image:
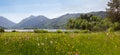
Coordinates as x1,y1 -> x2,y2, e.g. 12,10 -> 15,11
67,0 -> 120,31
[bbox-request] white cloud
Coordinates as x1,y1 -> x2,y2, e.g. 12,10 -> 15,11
0,0 -> 110,23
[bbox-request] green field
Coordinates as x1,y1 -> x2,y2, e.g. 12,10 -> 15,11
0,32 -> 120,55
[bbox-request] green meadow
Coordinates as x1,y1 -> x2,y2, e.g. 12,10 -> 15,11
0,32 -> 120,55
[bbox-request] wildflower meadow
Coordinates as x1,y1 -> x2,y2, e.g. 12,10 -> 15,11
0,32 -> 120,55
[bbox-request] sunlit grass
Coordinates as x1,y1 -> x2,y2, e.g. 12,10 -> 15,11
0,32 -> 120,55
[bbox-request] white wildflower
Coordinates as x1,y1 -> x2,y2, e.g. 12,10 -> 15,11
50,41 -> 53,44
107,33 -> 109,36
38,43 -> 40,46
41,43 -> 44,46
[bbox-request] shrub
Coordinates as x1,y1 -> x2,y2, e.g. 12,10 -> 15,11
74,30 -> 81,33
0,28 -> 4,33
80,30 -> 90,33
107,27 -> 114,32
64,31 -> 72,33
108,22 -> 120,32
34,29 -> 48,33
56,30 -> 63,33
12,30 -> 16,32
74,30 -> 90,33
92,26 -> 103,31
113,22 -> 120,30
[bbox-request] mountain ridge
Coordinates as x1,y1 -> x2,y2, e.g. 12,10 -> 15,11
0,16 -> 16,28
0,11 -> 107,29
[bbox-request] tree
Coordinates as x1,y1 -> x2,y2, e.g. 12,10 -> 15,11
67,18 -> 75,29
106,0 -> 120,23
0,28 -> 4,33
67,14 -> 112,31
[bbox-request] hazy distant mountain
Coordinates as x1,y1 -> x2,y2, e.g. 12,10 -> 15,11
0,16 -> 15,28
14,15 -> 50,28
88,11 -> 107,18
48,11 -> 107,29
47,13 -> 80,29
13,11 -> 107,29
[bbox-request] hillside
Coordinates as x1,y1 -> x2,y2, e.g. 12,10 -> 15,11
4,11 -> 107,29
0,16 -> 16,28
14,15 -> 50,29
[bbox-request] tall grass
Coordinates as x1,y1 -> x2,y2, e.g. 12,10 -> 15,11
0,32 -> 120,55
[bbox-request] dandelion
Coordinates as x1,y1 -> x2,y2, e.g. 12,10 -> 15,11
41,43 -> 44,46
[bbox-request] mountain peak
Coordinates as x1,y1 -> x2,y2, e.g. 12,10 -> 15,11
29,15 -> 35,17
0,16 -> 6,19
27,15 -> 36,18
28,15 -> 48,19
37,15 -> 46,17
0,16 -> 15,28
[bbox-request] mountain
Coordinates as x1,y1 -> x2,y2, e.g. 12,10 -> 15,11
13,11 -> 107,29
47,13 -> 81,29
14,15 -> 50,29
47,11 -> 107,29
0,16 -> 15,28
88,11 -> 107,18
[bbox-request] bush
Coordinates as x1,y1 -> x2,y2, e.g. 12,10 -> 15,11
34,29 -> 48,33
80,30 -> 90,33
108,22 -> 120,32
113,22 -> 120,30
56,30 -> 63,33
0,28 -> 4,33
107,27 -> 115,32
12,30 -> 16,32
74,30 -> 81,33
74,30 -> 90,33
64,31 -> 72,33
92,26 -> 103,31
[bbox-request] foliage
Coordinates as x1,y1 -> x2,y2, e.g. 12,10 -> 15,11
107,27 -> 115,32
112,22 -> 120,30
64,31 -> 72,33
106,0 -> 120,23
80,30 -> 90,33
74,30 -> 81,33
0,28 -> 4,32
12,30 -> 16,32
34,29 -> 48,33
108,22 -> 120,31
74,30 -> 90,33
67,14 -> 111,31
56,30 -> 63,33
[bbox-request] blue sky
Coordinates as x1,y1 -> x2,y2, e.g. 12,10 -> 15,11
0,0 -> 109,23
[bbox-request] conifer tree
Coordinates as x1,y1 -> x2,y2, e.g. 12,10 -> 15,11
107,0 -> 120,23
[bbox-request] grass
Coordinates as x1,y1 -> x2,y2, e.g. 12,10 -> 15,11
0,32 -> 120,55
